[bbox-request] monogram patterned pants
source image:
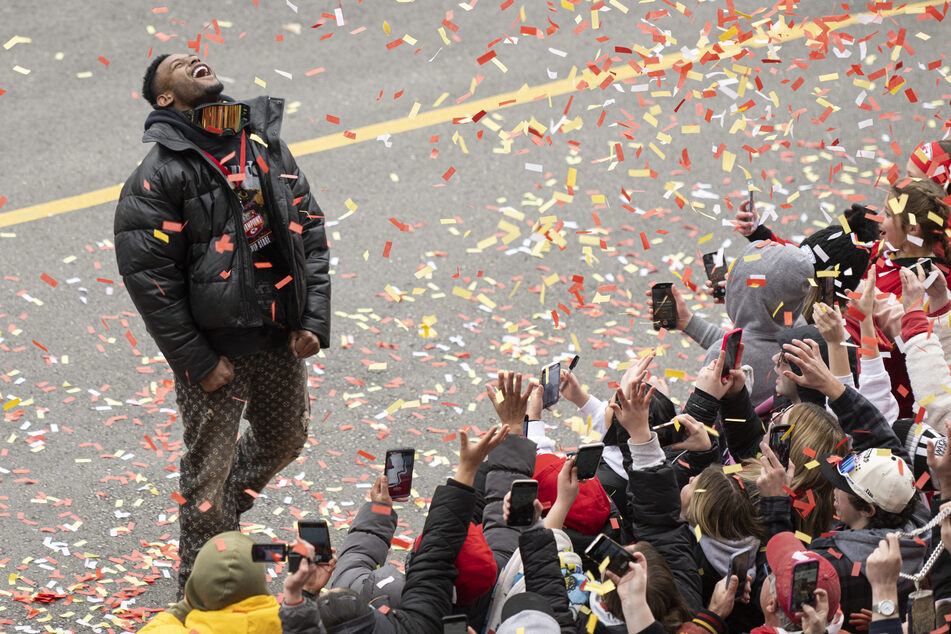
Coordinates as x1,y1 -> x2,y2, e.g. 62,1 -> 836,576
174,346 -> 310,593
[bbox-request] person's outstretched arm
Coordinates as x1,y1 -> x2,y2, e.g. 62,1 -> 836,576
396,427 -> 507,634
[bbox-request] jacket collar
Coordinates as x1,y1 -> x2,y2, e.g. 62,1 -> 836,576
142,95 -> 283,151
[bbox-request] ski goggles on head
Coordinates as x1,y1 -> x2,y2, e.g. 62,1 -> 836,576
185,102 -> 249,135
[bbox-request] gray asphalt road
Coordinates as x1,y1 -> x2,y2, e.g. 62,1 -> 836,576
0,0 -> 948,631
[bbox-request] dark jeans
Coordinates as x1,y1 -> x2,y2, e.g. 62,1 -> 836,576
175,346 -> 310,593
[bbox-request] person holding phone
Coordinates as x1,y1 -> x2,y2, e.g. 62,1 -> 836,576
314,427 -> 508,634
755,532 -> 842,634
675,240 -> 814,408
140,530 -> 324,633
610,367 -> 766,634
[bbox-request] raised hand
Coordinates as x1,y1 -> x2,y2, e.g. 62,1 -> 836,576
456,425 -> 508,487
813,302 -> 846,346
610,381 -> 656,444
645,285 -> 692,330
486,371 -> 535,432
799,588 -> 830,634
756,435 -> 795,498
780,339 -> 844,399
900,266 -> 926,314
695,349 -> 730,400
559,368 -> 588,408
370,474 -> 395,505
668,414 -> 712,452
735,198 -> 759,237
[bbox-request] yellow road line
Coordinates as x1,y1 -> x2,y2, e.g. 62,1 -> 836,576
0,0 -> 941,229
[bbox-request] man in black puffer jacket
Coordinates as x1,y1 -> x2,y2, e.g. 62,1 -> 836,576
114,53 -> 330,594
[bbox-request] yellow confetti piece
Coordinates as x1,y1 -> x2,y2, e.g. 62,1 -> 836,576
153,229 -> 169,243
694,524 -> 702,541
838,214 -> 851,234
928,211 -> 945,227
382,21 -> 390,35
665,369 -> 685,379
723,463 -> 743,474
794,531 -> 812,544
803,460 -> 820,470
254,76 -> 267,88
586,612 -> 599,633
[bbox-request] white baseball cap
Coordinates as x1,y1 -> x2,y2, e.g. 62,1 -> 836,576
819,448 -> 916,514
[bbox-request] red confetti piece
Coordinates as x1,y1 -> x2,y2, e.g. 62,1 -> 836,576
98,56 -> 110,66
357,450 -> 376,461
255,154 -> 269,174
477,49 -> 497,65
125,331 -> 137,348
40,273 -> 57,288
215,234 -> 234,253
214,538 -> 227,551
442,167 -> 456,181
275,275 -> 293,289
289,221 -> 303,234
244,489 -> 259,499
851,561 -> 862,576
442,432 -> 457,442
32,340 -> 48,352
371,504 -> 392,515
162,220 -> 183,232
383,241 -> 392,258
171,491 -> 187,505
197,500 -> 212,512
914,471 -> 930,489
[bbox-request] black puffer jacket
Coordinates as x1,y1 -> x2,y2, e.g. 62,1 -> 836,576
114,96 -> 330,383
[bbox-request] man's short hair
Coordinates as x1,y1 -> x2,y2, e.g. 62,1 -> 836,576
142,53 -> 171,106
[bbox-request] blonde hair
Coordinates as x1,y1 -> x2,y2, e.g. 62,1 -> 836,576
742,403 -> 847,537
685,464 -> 764,541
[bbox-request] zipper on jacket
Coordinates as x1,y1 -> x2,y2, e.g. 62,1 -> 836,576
190,148 -> 260,327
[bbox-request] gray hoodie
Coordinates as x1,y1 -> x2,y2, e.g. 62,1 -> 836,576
684,240 -> 813,407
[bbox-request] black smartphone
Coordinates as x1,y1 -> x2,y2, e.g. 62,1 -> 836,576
540,362 -> 561,409
818,276 -> 836,306
729,546 -> 754,598
904,258 -> 934,275
651,282 -> 676,330
788,559 -> 820,612
298,520 -> 332,563
702,252 -> 727,300
507,479 -> 539,527
442,615 -> 468,634
652,419 -> 688,447
748,184 -> 755,217
721,328 -> 743,379
250,543 -> 287,563
568,354 -> 580,371
769,424 -> 792,469
385,448 -> 415,499
574,443 -> 604,480
584,533 -> 636,578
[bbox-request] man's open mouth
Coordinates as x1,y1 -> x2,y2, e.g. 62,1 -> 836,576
192,64 -> 212,79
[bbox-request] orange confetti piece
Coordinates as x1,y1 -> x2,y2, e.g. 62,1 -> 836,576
171,491 -> 187,505
214,538 -> 227,551
40,273 -> 57,288
197,500 -> 212,512
275,275 -> 292,289
371,504 -> 392,515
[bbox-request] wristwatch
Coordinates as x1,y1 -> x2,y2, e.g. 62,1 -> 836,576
872,599 -> 896,617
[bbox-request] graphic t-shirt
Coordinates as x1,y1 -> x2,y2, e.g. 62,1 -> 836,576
213,134 -> 289,329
